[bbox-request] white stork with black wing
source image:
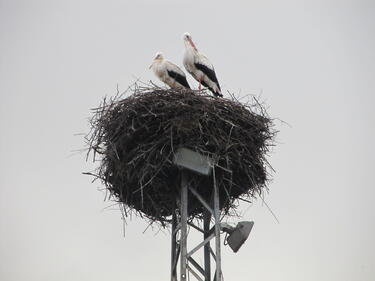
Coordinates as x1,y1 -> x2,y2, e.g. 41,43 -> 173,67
182,32 -> 222,97
149,52 -> 190,89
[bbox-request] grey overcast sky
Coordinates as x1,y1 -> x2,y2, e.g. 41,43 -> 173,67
1,0 -> 374,280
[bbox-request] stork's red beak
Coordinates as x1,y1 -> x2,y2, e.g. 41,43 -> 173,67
188,38 -> 197,50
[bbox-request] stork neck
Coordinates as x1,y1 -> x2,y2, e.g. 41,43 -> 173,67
185,41 -> 197,52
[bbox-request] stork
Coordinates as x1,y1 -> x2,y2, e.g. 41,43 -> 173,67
183,32 -> 222,97
149,52 -> 190,89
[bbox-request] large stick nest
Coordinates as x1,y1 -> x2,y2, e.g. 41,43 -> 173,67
86,84 -> 276,225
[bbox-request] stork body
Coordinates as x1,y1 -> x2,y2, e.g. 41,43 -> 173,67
183,33 -> 222,97
150,52 -> 190,89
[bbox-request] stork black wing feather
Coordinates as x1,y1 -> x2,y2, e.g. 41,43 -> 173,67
167,70 -> 190,89
194,63 -> 221,91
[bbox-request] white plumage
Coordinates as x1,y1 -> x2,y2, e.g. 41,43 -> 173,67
183,33 -> 222,97
149,52 -> 190,89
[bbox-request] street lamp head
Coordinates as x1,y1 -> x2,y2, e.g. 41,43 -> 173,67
223,221 -> 254,253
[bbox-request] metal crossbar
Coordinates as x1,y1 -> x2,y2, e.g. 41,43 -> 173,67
188,186 -> 214,216
187,233 -> 215,258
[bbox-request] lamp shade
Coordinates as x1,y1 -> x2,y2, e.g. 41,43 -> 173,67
227,221 -> 254,253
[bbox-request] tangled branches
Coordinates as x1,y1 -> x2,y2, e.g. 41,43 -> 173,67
85,84 -> 276,224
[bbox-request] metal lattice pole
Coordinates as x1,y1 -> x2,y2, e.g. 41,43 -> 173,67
203,210 -> 211,281
213,168 -> 221,281
171,211 -> 177,281
171,169 -> 223,281
180,171 -> 188,281
170,148 -> 254,281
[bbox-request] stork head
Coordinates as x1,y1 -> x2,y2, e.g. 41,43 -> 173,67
183,32 -> 191,40
183,32 -> 197,50
153,52 -> 164,61
149,52 -> 164,69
